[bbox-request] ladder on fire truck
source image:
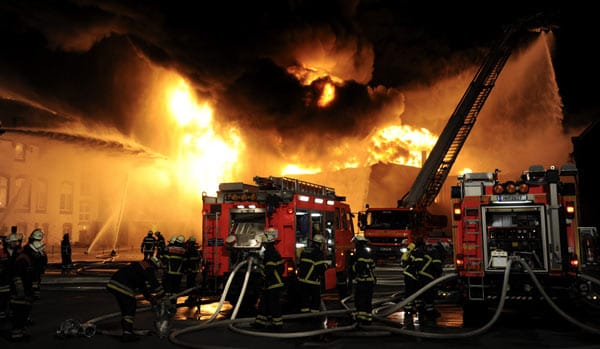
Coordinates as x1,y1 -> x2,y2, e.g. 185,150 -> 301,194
400,13 -> 551,210
254,176 -> 338,198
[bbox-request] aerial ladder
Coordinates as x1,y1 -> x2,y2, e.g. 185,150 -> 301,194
399,12 -> 553,211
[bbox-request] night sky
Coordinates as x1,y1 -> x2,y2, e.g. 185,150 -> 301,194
0,1 -> 598,160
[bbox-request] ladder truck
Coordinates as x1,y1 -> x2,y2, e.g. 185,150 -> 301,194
357,13 -> 550,262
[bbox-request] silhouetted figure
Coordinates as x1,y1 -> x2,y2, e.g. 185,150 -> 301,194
61,233 -> 73,275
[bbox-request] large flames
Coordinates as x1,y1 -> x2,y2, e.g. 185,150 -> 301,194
161,73 -> 438,197
166,79 -> 243,196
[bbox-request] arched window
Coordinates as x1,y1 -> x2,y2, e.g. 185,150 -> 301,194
60,181 -> 74,214
0,176 -> 7,209
15,177 -> 31,211
35,179 -> 48,213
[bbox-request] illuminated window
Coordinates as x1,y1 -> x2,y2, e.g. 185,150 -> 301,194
0,176 -> 7,209
35,179 -> 47,212
60,181 -> 74,214
15,177 -> 31,211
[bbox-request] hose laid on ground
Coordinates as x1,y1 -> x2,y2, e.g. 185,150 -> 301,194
366,258 -> 513,339
519,259 -> 600,334
373,273 -> 458,317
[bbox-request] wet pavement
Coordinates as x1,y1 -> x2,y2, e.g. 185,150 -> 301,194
2,253 -> 600,348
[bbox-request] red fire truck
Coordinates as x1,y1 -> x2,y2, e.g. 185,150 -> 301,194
356,14 -> 554,261
201,175 -> 356,301
451,164 -> 600,322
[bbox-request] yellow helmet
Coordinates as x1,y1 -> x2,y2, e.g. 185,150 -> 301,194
312,234 -> 325,244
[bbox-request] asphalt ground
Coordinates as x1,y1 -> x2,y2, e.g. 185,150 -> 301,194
2,251 -> 600,348
2,269 -> 600,349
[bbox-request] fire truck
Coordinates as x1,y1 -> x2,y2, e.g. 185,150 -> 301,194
201,175 -> 356,304
358,13 -> 553,261
451,164 -> 600,322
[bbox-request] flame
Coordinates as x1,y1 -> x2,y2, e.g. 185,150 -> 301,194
165,78 -> 243,196
286,65 -> 344,86
287,65 -> 342,108
368,125 -> 437,167
317,82 -> 335,107
282,164 -> 322,175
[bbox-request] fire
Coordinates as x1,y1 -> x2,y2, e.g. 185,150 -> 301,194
166,79 -> 243,196
368,125 -> 438,167
287,65 -> 342,108
282,164 -> 322,176
286,65 -> 343,86
317,82 -> 335,107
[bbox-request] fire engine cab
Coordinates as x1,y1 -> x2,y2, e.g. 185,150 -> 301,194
201,175 -> 356,300
451,164 -> 600,321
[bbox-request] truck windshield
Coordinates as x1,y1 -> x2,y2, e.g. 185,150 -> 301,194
366,210 -> 410,229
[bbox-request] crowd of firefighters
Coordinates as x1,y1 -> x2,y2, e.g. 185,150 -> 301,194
0,226 -> 49,341
0,226 -> 446,342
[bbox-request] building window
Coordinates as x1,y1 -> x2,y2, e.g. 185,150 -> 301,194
14,143 -> 25,161
15,177 -> 31,212
79,201 -> 90,222
60,181 -> 74,214
0,176 -> 7,209
35,179 -> 48,213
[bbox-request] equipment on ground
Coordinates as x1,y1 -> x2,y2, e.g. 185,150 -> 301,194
56,318 -> 97,338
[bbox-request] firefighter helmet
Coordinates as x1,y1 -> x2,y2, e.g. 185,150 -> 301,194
312,234 -> 325,244
176,235 -> 185,244
188,236 -> 196,243
260,233 -> 277,244
6,233 -> 19,243
148,230 -> 153,236
30,240 -> 45,253
169,236 -> 177,244
149,256 -> 162,269
352,235 -> 369,243
225,235 -> 237,245
30,229 -> 43,241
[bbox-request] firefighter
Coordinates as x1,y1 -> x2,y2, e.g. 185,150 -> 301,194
106,256 -> 165,342
1,228 -> 21,319
351,235 -> 376,326
155,231 -> 166,258
252,233 -> 285,330
162,235 -> 187,304
419,241 -> 447,325
28,229 -> 47,301
400,237 -> 426,329
183,236 -> 202,305
297,233 -> 327,318
141,230 -> 157,261
60,233 -> 72,275
8,235 -> 46,341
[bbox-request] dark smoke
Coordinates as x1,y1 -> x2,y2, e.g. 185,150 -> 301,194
0,1 -> 597,164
